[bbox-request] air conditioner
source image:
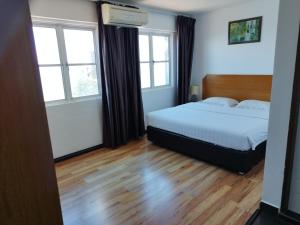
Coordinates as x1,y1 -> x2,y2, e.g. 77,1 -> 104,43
101,4 -> 148,27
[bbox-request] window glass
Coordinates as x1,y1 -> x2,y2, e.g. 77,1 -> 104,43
39,67 -> 65,101
33,25 -> 101,102
33,27 -> 60,65
139,35 -> 150,62
138,33 -> 171,89
152,36 -> 169,61
64,29 -> 95,64
154,62 -> 169,87
140,63 -> 151,88
69,65 -> 99,98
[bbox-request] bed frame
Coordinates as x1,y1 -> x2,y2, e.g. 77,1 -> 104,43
147,74 -> 273,174
148,126 -> 266,173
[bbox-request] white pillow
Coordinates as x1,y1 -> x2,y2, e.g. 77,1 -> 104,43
236,100 -> 270,111
202,97 -> 238,107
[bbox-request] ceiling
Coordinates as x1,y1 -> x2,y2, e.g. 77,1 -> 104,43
127,0 -> 251,14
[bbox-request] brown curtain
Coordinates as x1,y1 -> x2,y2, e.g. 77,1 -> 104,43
177,16 -> 196,105
96,2 -> 145,148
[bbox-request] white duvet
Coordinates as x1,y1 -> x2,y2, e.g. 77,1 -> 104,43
147,102 -> 269,151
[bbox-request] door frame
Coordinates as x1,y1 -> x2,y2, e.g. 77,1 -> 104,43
280,25 -> 300,223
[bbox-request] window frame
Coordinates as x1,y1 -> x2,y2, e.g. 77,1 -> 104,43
139,30 -> 173,90
32,18 -> 101,106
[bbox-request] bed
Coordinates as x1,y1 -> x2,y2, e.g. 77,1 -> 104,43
147,74 -> 273,173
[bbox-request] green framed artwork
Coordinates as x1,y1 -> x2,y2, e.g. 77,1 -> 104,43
228,16 -> 262,45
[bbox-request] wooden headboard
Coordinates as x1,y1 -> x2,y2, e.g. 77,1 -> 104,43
203,74 -> 273,101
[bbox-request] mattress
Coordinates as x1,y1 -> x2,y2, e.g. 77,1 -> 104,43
147,102 -> 269,151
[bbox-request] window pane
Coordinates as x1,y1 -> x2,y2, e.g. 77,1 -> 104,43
69,65 -> 99,98
140,63 -> 151,88
139,35 -> 150,62
39,67 -> 65,102
154,62 -> 169,87
64,29 -> 95,64
152,36 -> 169,61
33,27 -> 60,64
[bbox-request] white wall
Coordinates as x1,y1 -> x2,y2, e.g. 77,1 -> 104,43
191,0 -> 280,95
29,0 -> 98,22
46,99 -> 103,158
262,0 -> 300,208
29,0 -> 177,158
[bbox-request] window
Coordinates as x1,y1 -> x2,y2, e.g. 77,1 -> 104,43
33,27 -> 65,102
139,33 -> 171,89
33,24 -> 100,103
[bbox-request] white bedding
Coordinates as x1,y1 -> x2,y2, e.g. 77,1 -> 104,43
147,102 -> 269,151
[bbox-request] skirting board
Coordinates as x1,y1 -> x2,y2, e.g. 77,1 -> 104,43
260,202 -> 279,214
245,202 -> 279,225
246,202 -> 299,225
245,209 -> 260,225
54,144 -> 104,163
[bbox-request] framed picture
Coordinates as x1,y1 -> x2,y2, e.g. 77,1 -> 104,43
228,16 -> 262,45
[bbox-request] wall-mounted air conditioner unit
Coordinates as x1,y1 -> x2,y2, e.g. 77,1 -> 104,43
101,4 -> 148,27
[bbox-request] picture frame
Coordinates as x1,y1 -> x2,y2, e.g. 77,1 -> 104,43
228,16 -> 263,45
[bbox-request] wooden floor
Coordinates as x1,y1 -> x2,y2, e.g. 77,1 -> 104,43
56,138 -> 264,225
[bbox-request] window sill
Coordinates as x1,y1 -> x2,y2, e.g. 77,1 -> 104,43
142,85 -> 174,93
45,95 -> 102,108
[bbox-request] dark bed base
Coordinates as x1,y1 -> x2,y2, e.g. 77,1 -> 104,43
147,126 -> 266,174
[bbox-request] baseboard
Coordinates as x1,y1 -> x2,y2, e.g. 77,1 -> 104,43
260,202 -> 279,214
245,202 -> 279,225
245,209 -> 260,225
54,144 -> 104,163
246,202 -> 300,225
279,210 -> 300,225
